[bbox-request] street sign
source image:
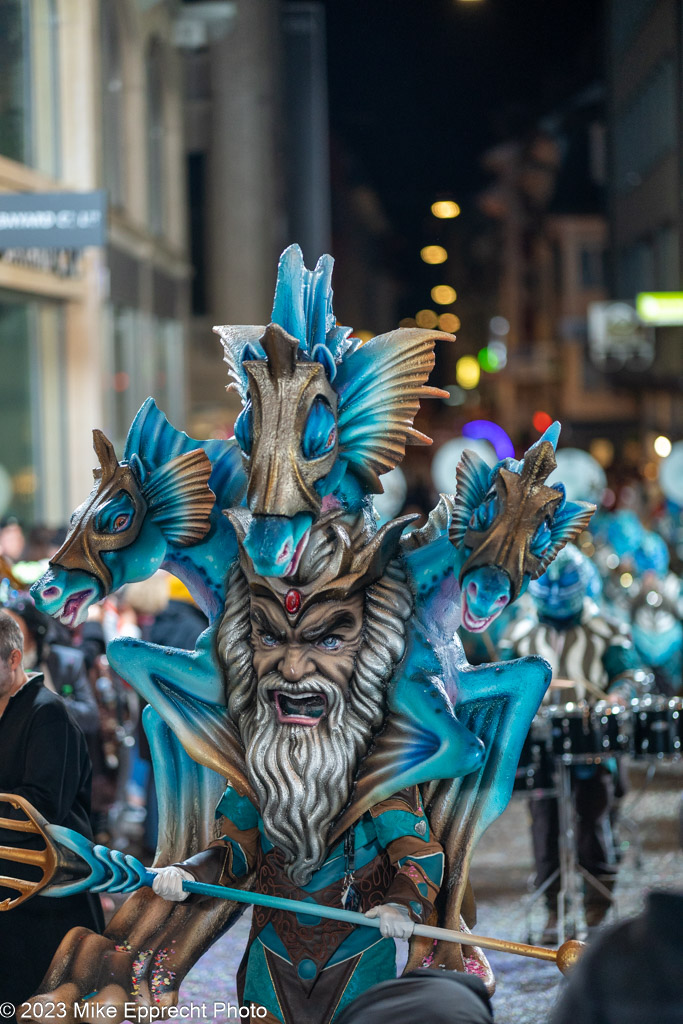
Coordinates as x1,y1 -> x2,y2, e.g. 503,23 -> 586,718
636,292 -> 683,325
0,191 -> 107,249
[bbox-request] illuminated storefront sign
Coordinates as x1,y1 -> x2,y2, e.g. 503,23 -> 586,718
0,191 -> 107,249
636,292 -> 683,325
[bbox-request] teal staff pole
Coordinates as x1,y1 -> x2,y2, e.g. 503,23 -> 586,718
142,871 -> 583,974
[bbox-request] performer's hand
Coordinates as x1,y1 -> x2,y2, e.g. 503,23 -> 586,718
151,865 -> 193,901
365,902 -> 414,939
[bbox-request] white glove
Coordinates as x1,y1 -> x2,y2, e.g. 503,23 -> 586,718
364,902 -> 414,939
151,866 -> 193,902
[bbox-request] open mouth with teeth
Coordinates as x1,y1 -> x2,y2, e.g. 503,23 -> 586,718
461,592 -> 509,634
59,589 -> 96,628
461,600 -> 496,634
273,691 -> 327,726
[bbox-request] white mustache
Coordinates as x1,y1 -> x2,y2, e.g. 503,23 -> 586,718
255,671 -> 343,719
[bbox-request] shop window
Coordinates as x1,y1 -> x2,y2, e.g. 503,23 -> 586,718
654,225 -> 680,291
0,291 -> 67,527
580,246 -> 604,290
105,306 -> 185,448
188,152 -> 207,315
614,58 -> 676,194
100,0 -> 125,208
611,0 -> 656,57
0,0 -> 60,175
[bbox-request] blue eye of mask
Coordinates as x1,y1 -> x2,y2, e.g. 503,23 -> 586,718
94,492 -> 136,534
531,519 -> 552,556
470,494 -> 498,531
302,398 -> 336,459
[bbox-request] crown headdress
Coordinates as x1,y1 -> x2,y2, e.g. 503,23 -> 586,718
225,509 -> 415,622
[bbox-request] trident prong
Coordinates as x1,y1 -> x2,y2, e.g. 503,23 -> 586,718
0,795 -> 58,910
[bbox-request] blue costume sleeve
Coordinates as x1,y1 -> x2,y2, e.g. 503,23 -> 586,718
369,788 -> 444,922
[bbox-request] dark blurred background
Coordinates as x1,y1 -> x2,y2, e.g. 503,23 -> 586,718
0,0 -> 680,526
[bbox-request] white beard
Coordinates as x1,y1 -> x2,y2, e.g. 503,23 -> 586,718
218,554 -> 413,886
238,669 -> 377,886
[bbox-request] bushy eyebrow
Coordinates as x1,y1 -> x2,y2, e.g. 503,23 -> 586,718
301,611 -> 358,643
252,607 -> 285,639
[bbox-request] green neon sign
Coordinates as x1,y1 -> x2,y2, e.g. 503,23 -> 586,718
636,292 -> 683,325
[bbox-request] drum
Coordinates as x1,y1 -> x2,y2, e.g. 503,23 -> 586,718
631,696 -> 683,759
544,701 -> 630,763
513,715 -> 554,793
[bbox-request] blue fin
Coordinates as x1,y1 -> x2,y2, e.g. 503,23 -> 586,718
125,398 -> 204,467
449,450 -> 493,545
335,328 -> 452,492
536,498 -> 595,576
143,449 -> 215,546
124,398 -> 246,511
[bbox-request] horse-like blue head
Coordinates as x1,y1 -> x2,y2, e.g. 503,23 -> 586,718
451,425 -> 595,633
32,425 -> 215,627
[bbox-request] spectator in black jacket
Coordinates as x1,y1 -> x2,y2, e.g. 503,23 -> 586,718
148,575 -> 209,650
4,595 -> 99,738
0,611 -> 104,1005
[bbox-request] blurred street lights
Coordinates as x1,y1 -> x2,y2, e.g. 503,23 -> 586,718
654,435 -> 672,458
421,245 -> 448,264
431,200 -> 460,219
431,284 -> 457,305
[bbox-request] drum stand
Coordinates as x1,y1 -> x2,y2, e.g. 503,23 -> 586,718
525,758 -> 618,944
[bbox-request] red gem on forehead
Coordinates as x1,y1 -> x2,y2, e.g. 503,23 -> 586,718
285,589 -> 301,615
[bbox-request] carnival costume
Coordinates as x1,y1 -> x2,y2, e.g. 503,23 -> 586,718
10,247 -> 593,1019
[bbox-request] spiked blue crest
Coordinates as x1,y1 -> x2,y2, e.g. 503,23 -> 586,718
214,245 -> 354,400
270,244 -> 353,360
532,421 -> 561,452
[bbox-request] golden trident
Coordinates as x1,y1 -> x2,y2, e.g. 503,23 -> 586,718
0,794 -> 59,910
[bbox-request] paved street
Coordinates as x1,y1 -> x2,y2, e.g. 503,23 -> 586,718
175,759 -> 682,1023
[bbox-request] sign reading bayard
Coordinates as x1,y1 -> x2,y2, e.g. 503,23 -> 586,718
0,191 -> 107,249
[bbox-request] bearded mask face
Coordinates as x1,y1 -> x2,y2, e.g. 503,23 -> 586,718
217,523 -> 413,885
225,586 -> 379,886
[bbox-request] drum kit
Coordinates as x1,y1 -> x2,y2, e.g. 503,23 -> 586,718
515,694 -> 683,792
515,690 -> 682,942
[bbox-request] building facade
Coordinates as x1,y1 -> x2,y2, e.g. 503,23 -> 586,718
607,0 -> 683,438
479,103 -> 638,450
0,0 -> 190,528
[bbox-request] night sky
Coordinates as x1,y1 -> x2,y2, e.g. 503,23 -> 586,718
321,0 -> 603,239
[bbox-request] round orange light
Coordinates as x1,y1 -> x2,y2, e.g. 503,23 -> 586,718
438,313 -> 460,332
431,200 -> 460,219
420,245 -> 448,265
416,309 -> 439,328
431,285 -> 457,305
532,410 -> 553,433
